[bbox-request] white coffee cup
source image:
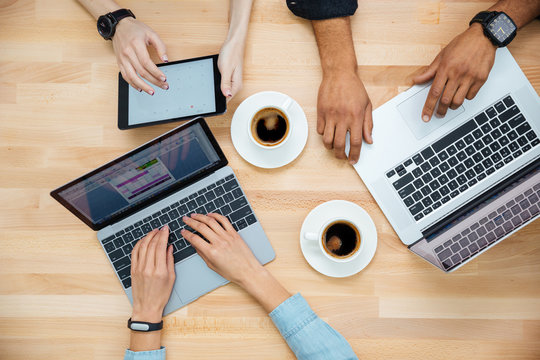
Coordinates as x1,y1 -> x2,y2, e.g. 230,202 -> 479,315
303,217 -> 363,263
248,97 -> 294,149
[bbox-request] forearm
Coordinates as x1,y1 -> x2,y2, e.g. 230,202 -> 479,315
129,330 -> 161,352
225,0 -> 254,45
488,0 -> 540,28
312,17 -> 357,75
77,0 -> 121,19
239,268 -> 291,313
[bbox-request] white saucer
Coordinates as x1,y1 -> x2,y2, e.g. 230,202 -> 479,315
231,91 -> 308,168
300,200 -> 377,278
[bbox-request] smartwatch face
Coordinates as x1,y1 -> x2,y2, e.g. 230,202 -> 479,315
97,15 -> 114,38
488,13 -> 516,44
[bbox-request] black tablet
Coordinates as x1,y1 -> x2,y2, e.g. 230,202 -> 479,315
118,54 -> 226,130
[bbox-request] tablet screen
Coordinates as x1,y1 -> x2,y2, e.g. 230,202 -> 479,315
128,58 -> 217,126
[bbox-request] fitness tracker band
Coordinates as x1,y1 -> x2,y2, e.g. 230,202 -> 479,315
127,318 -> 163,332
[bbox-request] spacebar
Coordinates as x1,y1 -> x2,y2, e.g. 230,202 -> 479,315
432,119 -> 476,152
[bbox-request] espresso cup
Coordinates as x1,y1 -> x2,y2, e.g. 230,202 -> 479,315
304,218 -> 362,263
248,97 -> 293,149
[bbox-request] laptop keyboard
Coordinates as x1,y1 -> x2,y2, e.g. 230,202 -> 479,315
434,182 -> 540,271
100,174 -> 258,289
386,95 -> 539,221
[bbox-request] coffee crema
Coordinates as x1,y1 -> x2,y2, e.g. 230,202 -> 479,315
322,221 -> 361,258
250,107 -> 289,147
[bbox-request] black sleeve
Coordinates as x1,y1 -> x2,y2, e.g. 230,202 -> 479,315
286,0 -> 358,21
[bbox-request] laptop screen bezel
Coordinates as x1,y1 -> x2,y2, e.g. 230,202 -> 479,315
50,117 -> 228,231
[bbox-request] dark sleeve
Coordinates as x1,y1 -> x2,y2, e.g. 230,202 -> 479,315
286,0 -> 358,20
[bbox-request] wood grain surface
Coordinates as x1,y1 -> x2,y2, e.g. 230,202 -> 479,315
1,1 -> 539,359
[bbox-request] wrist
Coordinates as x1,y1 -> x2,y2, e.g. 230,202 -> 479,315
131,309 -> 163,323
468,22 -> 497,50
237,266 -> 270,293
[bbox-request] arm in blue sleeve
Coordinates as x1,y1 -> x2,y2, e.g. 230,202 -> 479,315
124,347 -> 166,360
269,293 -> 358,360
286,0 -> 358,20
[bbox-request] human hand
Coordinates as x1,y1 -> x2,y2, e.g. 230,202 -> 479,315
317,70 -> 373,165
218,38 -> 245,100
130,226 -> 175,323
112,17 -> 169,95
414,23 -> 496,121
181,213 -> 263,286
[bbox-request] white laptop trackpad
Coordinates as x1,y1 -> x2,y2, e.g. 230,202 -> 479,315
174,255 -> 228,303
397,85 -> 465,140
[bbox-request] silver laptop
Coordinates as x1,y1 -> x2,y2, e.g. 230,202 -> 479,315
51,117 -> 275,313
351,48 -> 539,272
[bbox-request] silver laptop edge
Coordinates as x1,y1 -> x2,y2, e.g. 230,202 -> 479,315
351,48 -> 540,271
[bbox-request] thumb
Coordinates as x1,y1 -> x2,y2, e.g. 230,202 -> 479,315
413,54 -> 440,85
228,65 -> 243,99
166,244 -> 175,277
220,70 -> 233,99
148,32 -> 168,63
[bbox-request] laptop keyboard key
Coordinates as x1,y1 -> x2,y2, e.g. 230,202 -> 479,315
437,248 -> 452,261
104,242 -> 115,253
230,205 -> 253,223
245,214 -> 257,225
108,248 -> 124,262
173,246 -> 197,264
113,256 -> 130,271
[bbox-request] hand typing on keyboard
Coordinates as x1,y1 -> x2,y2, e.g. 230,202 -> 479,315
129,226 -> 175,349
182,213 -> 291,313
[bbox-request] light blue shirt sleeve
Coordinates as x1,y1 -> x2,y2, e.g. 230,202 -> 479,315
123,294 -> 356,360
269,293 -> 358,360
124,346 -> 165,360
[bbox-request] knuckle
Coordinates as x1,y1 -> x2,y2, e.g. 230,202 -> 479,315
440,97 -> 451,106
430,88 -> 441,98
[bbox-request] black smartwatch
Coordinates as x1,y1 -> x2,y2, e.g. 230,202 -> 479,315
469,11 -> 517,47
127,318 -> 163,332
97,9 -> 136,40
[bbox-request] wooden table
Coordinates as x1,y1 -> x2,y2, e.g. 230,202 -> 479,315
1,1 -> 539,359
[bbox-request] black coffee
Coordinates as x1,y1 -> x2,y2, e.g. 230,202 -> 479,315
251,107 -> 289,146
323,221 -> 360,258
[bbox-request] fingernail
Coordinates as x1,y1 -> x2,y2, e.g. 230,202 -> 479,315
138,88 -> 142,92
226,90 -> 232,97
422,115 -> 429,122
162,55 -> 168,63
150,90 -> 154,96
162,225 -> 168,231
349,160 -> 357,165
162,84 -> 169,90
160,76 -> 166,82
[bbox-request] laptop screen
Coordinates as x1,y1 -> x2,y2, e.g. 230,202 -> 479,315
52,119 -> 226,229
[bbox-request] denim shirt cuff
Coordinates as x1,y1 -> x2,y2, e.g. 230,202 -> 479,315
124,346 -> 166,360
269,293 -> 317,340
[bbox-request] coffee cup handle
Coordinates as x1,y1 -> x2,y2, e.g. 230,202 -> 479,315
304,232 -> 318,241
282,97 -> 293,112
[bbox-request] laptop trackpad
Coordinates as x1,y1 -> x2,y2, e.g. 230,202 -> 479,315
174,255 -> 228,303
397,84 -> 465,140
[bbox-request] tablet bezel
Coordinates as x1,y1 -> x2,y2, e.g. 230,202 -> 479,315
117,54 -> 226,130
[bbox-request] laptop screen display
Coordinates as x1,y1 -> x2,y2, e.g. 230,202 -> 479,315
54,121 -> 222,227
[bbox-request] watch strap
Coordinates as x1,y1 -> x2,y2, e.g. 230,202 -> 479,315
127,318 -> 163,332
469,11 -> 498,27
108,9 -> 136,24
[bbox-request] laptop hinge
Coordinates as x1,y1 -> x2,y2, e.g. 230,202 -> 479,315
421,157 -> 539,240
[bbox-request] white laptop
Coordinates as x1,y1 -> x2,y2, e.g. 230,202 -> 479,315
351,48 -> 540,272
